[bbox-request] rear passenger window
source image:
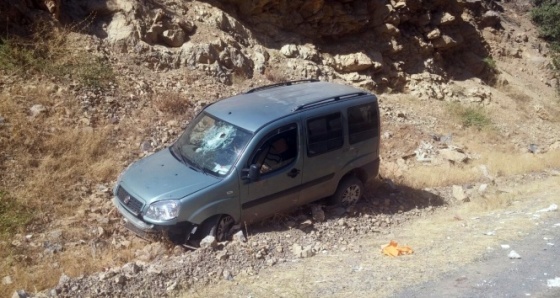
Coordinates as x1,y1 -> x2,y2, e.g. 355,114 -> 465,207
348,103 -> 378,144
307,113 -> 343,157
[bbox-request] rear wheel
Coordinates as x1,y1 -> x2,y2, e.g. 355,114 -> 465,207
331,176 -> 364,206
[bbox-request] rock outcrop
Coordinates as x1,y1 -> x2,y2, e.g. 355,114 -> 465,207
2,0 -> 503,92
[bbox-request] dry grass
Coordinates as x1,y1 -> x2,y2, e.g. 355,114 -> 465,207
0,22 -> 114,89
0,82 -> 122,296
399,150 -> 560,189
264,67 -> 287,83
153,92 -> 193,115
400,164 -> 481,188
483,150 -> 560,176
5,239 -> 141,295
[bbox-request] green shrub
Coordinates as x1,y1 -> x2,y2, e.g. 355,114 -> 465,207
0,37 -> 49,74
532,0 -> 560,49
483,57 -> 497,71
448,103 -> 492,130
0,192 -> 32,238
461,107 -> 491,129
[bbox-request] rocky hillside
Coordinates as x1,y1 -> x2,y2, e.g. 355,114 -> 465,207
1,0 -> 560,297
3,0 -> 510,91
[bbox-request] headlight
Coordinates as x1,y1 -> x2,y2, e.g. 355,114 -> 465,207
143,200 -> 179,221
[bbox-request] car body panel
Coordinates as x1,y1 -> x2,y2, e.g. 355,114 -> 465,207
119,148 -> 219,208
238,117 -> 304,223
205,81 -> 366,132
112,81 -> 380,240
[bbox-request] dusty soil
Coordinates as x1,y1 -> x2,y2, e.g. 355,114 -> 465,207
189,175 -> 560,298
2,1 -> 560,297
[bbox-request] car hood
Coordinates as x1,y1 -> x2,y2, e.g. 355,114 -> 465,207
119,148 -> 219,205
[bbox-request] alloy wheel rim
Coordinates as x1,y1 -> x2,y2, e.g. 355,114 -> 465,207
341,184 -> 361,204
216,216 -> 234,241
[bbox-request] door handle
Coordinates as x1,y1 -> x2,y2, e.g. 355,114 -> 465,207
287,168 -> 300,178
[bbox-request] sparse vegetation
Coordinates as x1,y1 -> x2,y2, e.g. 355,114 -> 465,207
401,164 -> 480,188
400,150 -> 560,189
483,57 -> 497,71
0,24 -> 114,89
77,57 -> 116,89
0,81 -> 123,296
532,0 -> 560,90
448,103 -> 492,130
153,92 -> 193,115
461,107 -> 491,128
532,0 -> 560,50
0,192 -> 32,237
231,69 -> 250,86
264,66 -> 288,82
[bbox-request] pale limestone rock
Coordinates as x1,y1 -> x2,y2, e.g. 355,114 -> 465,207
426,28 -> 441,40
452,185 -> 469,202
280,44 -> 299,58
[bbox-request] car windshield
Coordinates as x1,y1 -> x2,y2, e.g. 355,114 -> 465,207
173,113 -> 252,176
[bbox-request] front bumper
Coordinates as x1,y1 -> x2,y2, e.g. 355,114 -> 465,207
113,196 -> 157,240
112,197 -> 198,242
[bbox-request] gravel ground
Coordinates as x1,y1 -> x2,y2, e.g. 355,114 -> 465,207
19,173 -> 557,298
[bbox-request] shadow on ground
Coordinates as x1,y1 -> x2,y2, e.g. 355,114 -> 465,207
243,177 -> 447,236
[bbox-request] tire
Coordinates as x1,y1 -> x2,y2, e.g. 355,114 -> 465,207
214,215 -> 235,242
331,176 -> 364,206
198,215 -> 235,242
165,222 -> 192,244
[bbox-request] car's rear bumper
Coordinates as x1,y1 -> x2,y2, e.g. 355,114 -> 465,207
364,157 -> 380,182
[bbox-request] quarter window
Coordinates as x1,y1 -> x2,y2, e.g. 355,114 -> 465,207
348,103 -> 378,144
307,113 -> 343,157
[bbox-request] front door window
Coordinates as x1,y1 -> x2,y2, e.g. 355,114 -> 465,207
251,125 -> 298,175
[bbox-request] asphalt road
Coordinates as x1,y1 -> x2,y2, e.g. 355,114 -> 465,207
395,212 -> 560,298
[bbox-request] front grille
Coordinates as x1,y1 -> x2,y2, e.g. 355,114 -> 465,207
116,185 -> 144,216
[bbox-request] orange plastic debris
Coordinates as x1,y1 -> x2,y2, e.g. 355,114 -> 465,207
382,240 -> 414,257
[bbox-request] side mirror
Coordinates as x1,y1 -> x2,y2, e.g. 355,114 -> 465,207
248,164 -> 260,181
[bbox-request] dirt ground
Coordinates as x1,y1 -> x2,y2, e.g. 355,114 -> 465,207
188,175 -> 560,297
2,1 -> 560,297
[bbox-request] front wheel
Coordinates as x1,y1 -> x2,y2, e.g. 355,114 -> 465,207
215,215 -> 234,242
331,176 -> 364,206
198,215 -> 235,243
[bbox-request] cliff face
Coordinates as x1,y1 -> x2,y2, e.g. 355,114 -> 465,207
218,0 -> 491,38
211,0 -> 501,86
1,0 -> 503,92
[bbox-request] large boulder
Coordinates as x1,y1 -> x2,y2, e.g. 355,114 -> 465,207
331,52 -> 383,73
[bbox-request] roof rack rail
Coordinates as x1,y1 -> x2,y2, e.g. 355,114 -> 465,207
292,92 -> 367,112
245,79 -> 319,93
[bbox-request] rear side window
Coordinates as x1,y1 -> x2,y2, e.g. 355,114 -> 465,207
348,103 -> 378,144
307,113 -> 343,157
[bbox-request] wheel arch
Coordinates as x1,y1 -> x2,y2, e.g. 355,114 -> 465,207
339,167 -> 368,186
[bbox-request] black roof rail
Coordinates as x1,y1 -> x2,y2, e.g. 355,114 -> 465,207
292,92 -> 367,112
245,79 -> 319,93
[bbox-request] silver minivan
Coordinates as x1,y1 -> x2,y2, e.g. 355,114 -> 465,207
113,80 -> 380,243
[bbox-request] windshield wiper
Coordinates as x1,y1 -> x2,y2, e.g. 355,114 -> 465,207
170,145 -> 201,171
169,145 -> 182,162
200,167 -> 216,176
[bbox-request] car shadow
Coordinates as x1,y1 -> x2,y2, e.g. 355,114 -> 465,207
241,177 -> 447,237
